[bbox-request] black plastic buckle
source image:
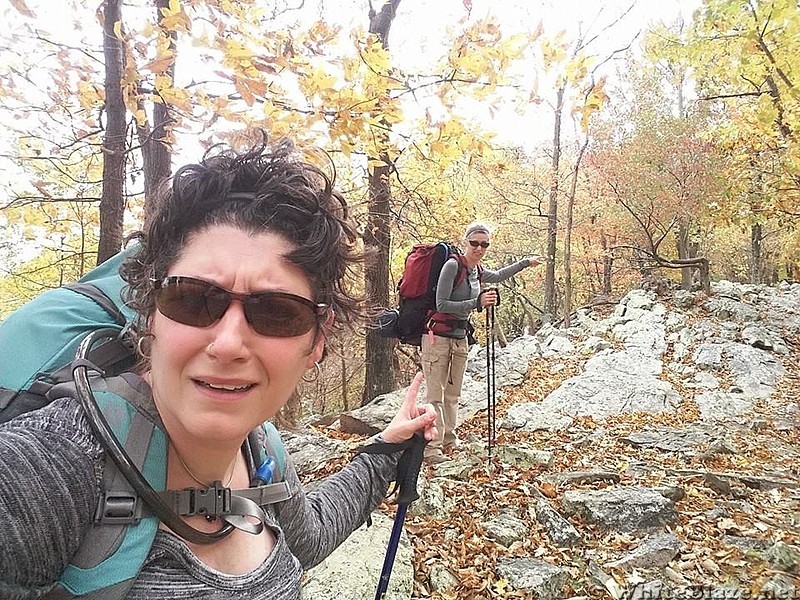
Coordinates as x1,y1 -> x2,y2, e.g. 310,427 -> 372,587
182,482 -> 231,518
96,491 -> 141,525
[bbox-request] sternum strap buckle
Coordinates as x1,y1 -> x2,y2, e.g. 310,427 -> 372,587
164,481 -> 232,518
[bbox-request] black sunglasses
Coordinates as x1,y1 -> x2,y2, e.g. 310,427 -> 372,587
154,276 -> 328,338
468,240 -> 490,248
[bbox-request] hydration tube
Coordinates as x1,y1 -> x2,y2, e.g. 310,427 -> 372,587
73,328 -> 234,545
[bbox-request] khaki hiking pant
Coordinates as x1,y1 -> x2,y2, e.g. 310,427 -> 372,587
420,333 -> 469,453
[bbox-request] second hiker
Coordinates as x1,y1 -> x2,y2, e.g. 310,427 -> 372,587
421,221 -> 543,464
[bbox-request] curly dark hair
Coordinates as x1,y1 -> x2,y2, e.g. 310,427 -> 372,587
121,136 -> 364,348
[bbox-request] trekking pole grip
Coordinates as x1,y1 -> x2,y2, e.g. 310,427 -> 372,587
396,433 -> 427,505
491,287 -> 501,307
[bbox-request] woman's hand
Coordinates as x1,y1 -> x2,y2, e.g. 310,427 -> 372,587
381,373 -> 438,443
479,289 -> 498,308
526,256 -> 546,267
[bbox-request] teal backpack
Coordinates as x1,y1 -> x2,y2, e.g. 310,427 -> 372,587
0,246 -> 138,420
0,248 -> 292,598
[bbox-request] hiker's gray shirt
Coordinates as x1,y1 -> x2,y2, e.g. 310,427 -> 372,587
0,398 -> 398,599
433,258 -> 529,337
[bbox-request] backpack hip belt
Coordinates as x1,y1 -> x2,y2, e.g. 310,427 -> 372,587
425,313 -> 469,336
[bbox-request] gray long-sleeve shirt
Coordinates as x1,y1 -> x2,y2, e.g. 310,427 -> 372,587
0,398 -> 397,599
433,258 -> 530,338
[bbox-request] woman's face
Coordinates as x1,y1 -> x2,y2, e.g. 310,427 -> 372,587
464,231 -> 490,265
147,225 -> 325,445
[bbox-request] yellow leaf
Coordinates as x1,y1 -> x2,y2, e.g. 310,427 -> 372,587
76,81 -> 103,110
224,40 -> 254,61
362,36 -> 392,73
154,74 -> 174,91
160,0 -> 181,17
133,108 -> 147,127
430,140 -> 447,156
494,578 -> 511,594
159,0 -> 190,32
367,157 -> 386,170
143,54 -> 174,75
159,87 -> 191,112
113,20 -> 123,40
305,66 -> 338,94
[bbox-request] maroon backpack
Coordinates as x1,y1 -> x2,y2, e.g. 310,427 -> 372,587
377,242 -> 471,346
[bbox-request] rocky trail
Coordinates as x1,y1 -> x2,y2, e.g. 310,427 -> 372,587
290,281 -> 800,599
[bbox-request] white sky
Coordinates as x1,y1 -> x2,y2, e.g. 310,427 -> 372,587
402,0 -> 702,148
274,0 -> 702,150
0,0 -> 702,188
0,0 -> 702,272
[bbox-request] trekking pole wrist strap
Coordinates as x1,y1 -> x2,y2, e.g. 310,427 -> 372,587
357,433 -> 427,505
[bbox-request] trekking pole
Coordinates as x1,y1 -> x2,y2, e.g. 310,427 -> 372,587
486,306 -> 497,456
485,289 -> 500,457
359,432 -> 427,600
489,304 -> 497,455
485,306 -> 493,456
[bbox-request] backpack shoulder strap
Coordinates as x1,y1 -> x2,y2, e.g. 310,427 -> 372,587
55,374 -> 166,599
453,255 -> 471,288
65,282 -> 127,327
228,422 -> 292,508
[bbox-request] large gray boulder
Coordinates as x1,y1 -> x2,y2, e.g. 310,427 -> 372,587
560,487 -> 678,533
302,510 -> 412,600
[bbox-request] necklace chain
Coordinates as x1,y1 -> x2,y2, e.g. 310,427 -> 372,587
174,449 -> 236,488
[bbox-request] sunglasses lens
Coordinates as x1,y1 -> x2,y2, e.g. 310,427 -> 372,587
245,293 -> 319,337
156,278 -> 229,327
469,240 -> 489,248
155,277 -> 322,337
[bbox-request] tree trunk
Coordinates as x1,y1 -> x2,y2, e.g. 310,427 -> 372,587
563,190 -> 573,327
362,163 -> 394,405
340,340 -> 348,411
137,0 -> 175,216
698,258 -> 711,295
97,0 -> 127,265
562,135 -> 588,328
676,222 -> 694,290
750,222 -> 763,284
653,255 -> 711,296
544,85 -> 564,320
141,103 -> 172,213
361,0 -> 401,406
